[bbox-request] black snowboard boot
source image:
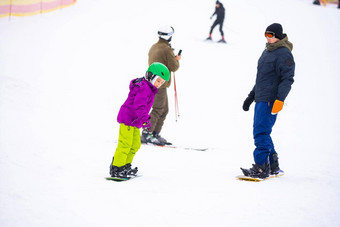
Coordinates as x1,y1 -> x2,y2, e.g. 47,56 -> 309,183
270,153 -> 280,175
240,161 -> 270,179
124,163 -> 138,177
313,0 -> 320,5
110,165 -> 128,178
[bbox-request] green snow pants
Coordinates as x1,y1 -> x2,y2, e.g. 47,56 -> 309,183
112,123 -> 141,167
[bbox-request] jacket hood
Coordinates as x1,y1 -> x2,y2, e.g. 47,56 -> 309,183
129,77 -> 158,93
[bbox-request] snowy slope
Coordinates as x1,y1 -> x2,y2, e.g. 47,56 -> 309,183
0,0 -> 340,226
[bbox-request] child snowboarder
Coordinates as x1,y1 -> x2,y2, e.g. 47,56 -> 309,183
109,62 -> 170,178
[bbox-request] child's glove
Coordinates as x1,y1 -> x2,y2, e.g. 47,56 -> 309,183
271,100 -> 284,115
142,121 -> 151,131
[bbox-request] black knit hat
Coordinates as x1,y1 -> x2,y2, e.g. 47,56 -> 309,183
266,23 -> 284,40
216,1 -> 221,4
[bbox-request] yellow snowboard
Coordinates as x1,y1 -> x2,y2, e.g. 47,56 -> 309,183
237,170 -> 285,182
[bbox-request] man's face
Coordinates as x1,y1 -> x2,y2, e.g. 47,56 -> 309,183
266,37 -> 280,44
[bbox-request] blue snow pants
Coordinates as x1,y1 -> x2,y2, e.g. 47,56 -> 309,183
253,102 -> 278,165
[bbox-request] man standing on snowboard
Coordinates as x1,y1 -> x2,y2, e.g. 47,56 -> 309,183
241,23 -> 295,179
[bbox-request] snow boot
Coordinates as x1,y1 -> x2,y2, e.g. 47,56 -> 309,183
141,130 -> 149,144
110,165 -> 128,178
313,0 -> 320,5
270,153 -> 280,175
240,161 -> 270,179
153,132 -> 172,145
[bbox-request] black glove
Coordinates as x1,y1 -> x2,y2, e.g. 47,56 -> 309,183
242,97 -> 254,111
243,90 -> 255,111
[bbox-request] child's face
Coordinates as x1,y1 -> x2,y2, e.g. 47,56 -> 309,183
153,77 -> 166,88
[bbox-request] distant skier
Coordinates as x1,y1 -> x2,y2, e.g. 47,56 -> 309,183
109,63 -> 170,178
241,23 -> 295,179
206,1 -> 226,43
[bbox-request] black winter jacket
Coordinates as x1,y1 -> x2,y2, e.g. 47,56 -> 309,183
248,36 -> 295,102
212,4 -> 225,22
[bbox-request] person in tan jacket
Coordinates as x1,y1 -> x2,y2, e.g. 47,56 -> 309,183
141,25 -> 181,145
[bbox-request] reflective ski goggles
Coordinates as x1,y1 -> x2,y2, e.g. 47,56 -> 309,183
265,31 -> 275,39
158,31 -> 174,36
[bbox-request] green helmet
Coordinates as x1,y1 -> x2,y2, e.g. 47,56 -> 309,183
146,62 -> 170,81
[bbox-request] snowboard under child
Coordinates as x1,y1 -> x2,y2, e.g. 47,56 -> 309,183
109,62 -> 170,178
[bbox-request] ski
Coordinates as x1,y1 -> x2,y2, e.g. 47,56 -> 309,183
114,140 -> 208,151
236,170 -> 285,182
142,143 -> 208,151
204,39 -> 227,44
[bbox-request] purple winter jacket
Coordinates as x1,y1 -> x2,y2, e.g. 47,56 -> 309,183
117,78 -> 158,128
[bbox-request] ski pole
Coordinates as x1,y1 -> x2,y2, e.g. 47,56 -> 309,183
174,49 -> 182,122
173,72 -> 180,122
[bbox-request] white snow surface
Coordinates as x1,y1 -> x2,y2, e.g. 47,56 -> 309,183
1,0 -> 340,226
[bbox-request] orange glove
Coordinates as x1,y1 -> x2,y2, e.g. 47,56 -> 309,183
271,100 -> 284,115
